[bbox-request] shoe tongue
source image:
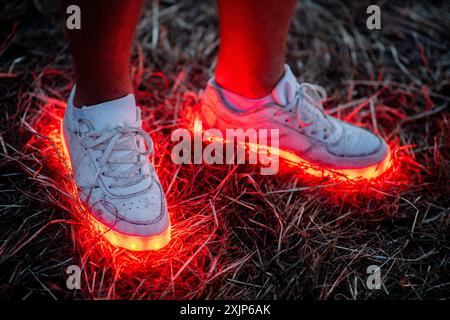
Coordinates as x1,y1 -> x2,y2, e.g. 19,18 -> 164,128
79,94 -> 137,131
79,94 -> 145,190
271,64 -> 298,106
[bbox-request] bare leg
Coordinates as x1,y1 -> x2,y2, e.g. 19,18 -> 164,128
63,0 -> 143,106
215,0 -> 297,98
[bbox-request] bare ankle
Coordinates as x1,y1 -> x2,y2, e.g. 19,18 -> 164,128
214,65 -> 284,99
73,82 -> 133,107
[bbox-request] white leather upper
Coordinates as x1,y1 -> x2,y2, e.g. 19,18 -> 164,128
201,65 -> 388,169
63,87 -> 169,236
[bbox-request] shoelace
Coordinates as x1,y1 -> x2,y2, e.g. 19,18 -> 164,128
279,83 -> 335,140
79,123 -> 154,190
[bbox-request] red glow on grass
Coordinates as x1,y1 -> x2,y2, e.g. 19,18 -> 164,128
26,99 -> 222,297
24,91 -> 419,297
178,105 -> 420,203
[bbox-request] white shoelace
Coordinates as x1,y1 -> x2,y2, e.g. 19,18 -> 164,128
79,122 -> 154,190
279,83 -> 335,140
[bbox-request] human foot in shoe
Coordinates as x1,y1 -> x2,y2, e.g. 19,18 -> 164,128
200,65 -> 390,180
62,87 -> 170,251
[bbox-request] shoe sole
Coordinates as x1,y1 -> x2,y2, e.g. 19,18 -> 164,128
197,119 -> 392,181
268,143 -> 391,181
60,123 -> 171,251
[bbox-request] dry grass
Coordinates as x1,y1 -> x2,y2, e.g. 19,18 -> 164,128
0,0 -> 449,300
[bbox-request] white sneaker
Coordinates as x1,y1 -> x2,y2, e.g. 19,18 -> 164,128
62,87 -> 170,251
200,65 -> 391,180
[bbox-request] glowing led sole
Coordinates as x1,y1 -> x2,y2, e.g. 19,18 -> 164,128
275,146 -> 392,181
201,128 -> 392,181
60,123 -> 171,251
89,216 -> 171,251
